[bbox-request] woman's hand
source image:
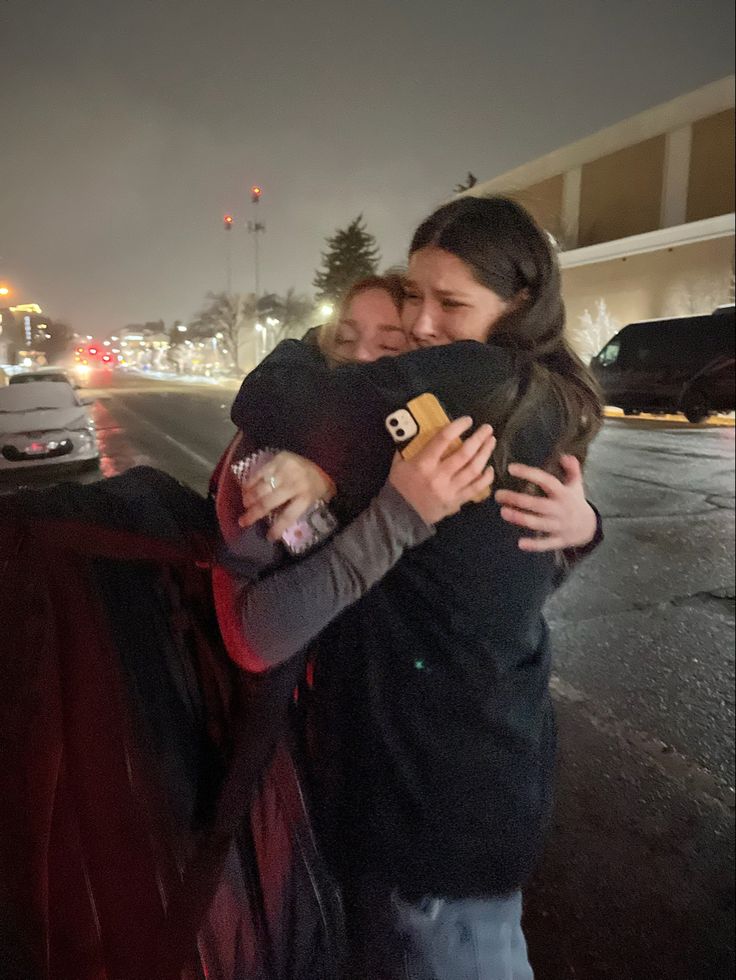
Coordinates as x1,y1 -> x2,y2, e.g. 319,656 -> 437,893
389,418 -> 496,525
239,451 -> 337,540
495,454 -> 597,552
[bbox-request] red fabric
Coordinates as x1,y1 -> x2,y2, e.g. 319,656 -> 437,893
0,517 -> 228,980
209,439 -> 235,499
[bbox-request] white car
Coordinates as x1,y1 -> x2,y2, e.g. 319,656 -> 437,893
0,381 -> 100,472
8,367 -> 78,388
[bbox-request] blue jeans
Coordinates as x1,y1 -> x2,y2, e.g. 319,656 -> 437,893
346,880 -> 534,980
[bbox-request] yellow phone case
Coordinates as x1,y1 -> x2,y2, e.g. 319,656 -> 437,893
388,393 -> 491,502
401,393 -> 461,460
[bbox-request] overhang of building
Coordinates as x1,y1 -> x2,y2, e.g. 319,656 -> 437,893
558,212 -> 735,269
468,76 -> 735,199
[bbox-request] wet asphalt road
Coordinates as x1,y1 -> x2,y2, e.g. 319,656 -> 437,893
2,373 -> 734,980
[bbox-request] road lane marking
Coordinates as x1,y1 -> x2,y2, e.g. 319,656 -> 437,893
107,398 -> 219,472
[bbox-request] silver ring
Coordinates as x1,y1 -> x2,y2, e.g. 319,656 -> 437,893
268,474 -> 279,491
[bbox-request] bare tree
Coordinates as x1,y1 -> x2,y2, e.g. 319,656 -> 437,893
189,292 -> 258,368
664,272 -> 733,317
258,288 -> 315,342
568,298 -> 621,365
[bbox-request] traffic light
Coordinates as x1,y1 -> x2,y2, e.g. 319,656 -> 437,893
250,185 -> 262,204
224,213 -> 234,230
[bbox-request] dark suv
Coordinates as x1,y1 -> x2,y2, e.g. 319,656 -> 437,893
591,305 -> 735,423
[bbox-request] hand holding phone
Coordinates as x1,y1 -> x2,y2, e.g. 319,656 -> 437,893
386,393 -> 492,502
386,413 -> 496,524
232,448 -> 337,556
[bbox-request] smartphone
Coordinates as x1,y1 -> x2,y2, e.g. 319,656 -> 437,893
280,500 -> 338,556
385,393 -> 460,459
231,448 -> 337,556
385,392 -> 491,502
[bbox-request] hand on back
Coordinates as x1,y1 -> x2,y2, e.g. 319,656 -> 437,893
495,455 -> 597,551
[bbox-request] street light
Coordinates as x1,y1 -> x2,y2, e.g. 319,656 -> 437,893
248,183 -> 265,296
0,286 -> 10,298
320,303 -> 334,318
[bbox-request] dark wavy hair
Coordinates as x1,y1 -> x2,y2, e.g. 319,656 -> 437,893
409,196 -> 602,474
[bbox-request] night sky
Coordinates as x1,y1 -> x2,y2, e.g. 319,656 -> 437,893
1,0 -> 733,335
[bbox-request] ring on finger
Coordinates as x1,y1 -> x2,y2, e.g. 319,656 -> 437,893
266,473 -> 279,491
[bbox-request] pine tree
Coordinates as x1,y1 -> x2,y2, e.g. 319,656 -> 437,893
313,215 -> 380,304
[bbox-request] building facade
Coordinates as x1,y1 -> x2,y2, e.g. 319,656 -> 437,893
467,76 -> 735,361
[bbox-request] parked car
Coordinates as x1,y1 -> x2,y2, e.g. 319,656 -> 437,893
8,366 -> 79,388
0,381 -> 99,472
591,305 -> 736,422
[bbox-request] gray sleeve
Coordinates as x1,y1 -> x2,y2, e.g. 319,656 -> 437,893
231,481 -> 434,667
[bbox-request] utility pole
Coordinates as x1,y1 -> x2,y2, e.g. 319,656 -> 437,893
247,185 -> 265,297
223,214 -> 234,294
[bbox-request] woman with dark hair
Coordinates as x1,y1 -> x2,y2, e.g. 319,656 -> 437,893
214,196 -> 603,978
405,196 -> 600,474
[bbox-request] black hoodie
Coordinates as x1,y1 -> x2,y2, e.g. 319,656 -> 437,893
231,339 -> 563,899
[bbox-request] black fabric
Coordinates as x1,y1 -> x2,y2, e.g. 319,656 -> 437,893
232,338 -> 559,517
0,468 -> 343,980
233,340 -> 565,900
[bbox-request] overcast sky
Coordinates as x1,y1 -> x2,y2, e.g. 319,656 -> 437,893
0,0 -> 733,335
